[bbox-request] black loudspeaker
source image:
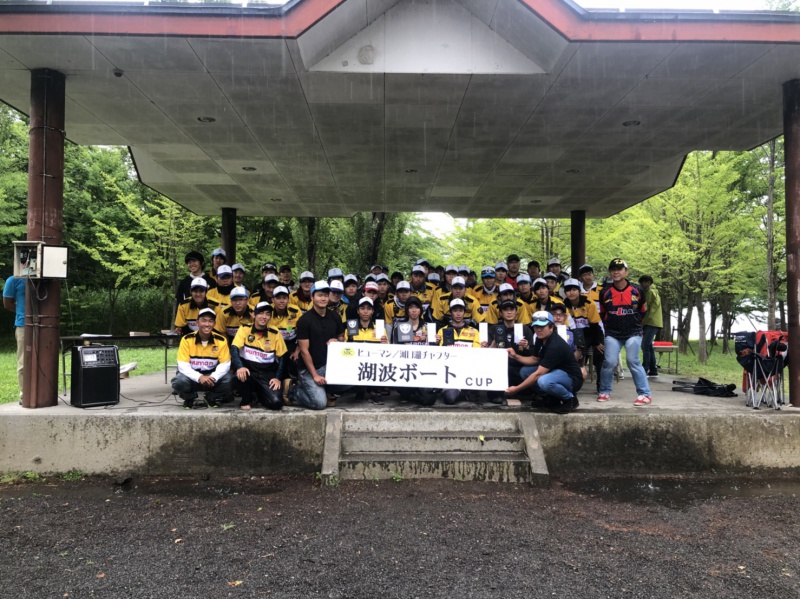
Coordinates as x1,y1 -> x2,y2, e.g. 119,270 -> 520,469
71,345 -> 120,408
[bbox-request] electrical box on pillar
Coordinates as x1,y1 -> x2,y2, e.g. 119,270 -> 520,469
12,241 -> 68,279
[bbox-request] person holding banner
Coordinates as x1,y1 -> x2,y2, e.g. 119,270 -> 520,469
437,298 -> 480,405
486,299 -> 534,404
506,310 -> 583,414
345,296 -> 389,403
292,280 -> 346,409
231,302 -> 288,411
391,296 -> 436,406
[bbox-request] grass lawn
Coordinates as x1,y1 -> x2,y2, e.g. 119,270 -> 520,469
0,337 -> 178,405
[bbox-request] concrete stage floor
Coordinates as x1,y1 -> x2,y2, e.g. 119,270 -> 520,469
2,367 -> 799,478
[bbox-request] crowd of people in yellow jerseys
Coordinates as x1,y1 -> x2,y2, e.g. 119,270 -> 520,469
172,249 -> 657,413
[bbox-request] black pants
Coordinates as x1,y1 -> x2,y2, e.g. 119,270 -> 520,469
236,367 -> 283,410
400,387 -> 436,406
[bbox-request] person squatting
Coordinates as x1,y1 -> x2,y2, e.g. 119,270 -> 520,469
172,251 -> 653,413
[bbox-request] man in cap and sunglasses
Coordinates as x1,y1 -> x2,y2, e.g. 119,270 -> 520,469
506,311 -> 583,414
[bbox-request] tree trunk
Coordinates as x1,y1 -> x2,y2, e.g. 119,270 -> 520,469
306,218 -> 318,273
709,300 -> 717,347
766,139 -> 777,330
678,304 -> 694,354
696,294 -> 708,364
369,212 -> 388,267
780,299 -> 786,331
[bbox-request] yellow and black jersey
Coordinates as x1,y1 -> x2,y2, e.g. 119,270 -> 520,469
438,323 -> 481,348
206,286 -> 235,310
431,293 -> 485,324
384,300 -> 407,324
175,299 -> 221,333
247,290 -> 272,310
177,330 -> 231,374
217,306 -> 254,340
328,302 -> 348,322
484,298 -> 533,325
231,325 -> 287,367
271,306 -> 302,345
528,296 -> 565,314
471,286 -> 499,311
409,282 -> 436,312
582,284 -> 602,307
289,290 -> 313,313
344,323 -> 383,343
565,296 -> 601,329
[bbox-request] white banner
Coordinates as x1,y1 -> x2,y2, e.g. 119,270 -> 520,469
325,342 -> 508,390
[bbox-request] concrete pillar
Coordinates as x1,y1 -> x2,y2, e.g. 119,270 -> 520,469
23,69 -> 66,409
570,210 -> 586,278
221,207 -> 237,266
784,79 -> 800,407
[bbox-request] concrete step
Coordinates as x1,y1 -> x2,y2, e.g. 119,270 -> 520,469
342,412 -> 520,433
342,430 -> 526,453
339,451 -> 532,483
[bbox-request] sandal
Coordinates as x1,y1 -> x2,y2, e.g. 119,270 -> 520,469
240,404 -> 252,411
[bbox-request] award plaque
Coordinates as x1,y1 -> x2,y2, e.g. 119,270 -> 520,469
395,322 -> 414,344
493,325 -> 508,348
347,319 -> 359,337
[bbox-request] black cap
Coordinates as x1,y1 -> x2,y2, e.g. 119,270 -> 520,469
499,299 -> 517,310
279,264 -> 292,273
262,262 -> 277,272
506,254 -> 521,263
185,251 -> 204,265
608,258 -> 628,271
548,303 -> 567,313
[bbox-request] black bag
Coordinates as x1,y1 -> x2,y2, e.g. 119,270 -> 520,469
672,377 -> 737,397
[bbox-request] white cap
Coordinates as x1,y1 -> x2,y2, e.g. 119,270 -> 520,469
445,264 -> 458,273
411,265 -> 425,274
263,274 -> 280,284
231,263 -> 245,273
499,283 -> 515,294
547,257 -> 561,266
300,271 -> 315,281
358,297 -> 374,306
197,307 -> 216,319
449,298 -> 466,309
533,277 -> 548,288
329,280 -> 344,293
216,265 -> 232,277
328,267 -> 344,278
427,273 -> 440,282
211,248 -> 226,258
517,274 -> 532,284
254,301 -> 273,314
344,274 -> 358,284
376,273 -> 389,282
311,280 -> 330,293
563,278 -> 581,289
190,278 -> 208,289
495,261 -> 508,271
364,281 -> 379,291
273,286 -> 290,296
395,281 -> 411,291
451,276 -> 466,287
230,286 -> 248,299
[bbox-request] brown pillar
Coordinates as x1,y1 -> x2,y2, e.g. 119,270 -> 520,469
570,210 -> 586,278
784,79 -> 800,407
221,208 -> 237,266
23,69 -> 66,409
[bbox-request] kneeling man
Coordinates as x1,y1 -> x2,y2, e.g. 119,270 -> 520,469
506,311 -> 583,414
231,301 -> 288,411
172,308 -> 233,409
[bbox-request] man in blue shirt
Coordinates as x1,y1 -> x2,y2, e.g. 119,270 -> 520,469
3,276 -> 26,402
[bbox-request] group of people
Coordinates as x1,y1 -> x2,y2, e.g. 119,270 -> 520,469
171,249 -> 662,414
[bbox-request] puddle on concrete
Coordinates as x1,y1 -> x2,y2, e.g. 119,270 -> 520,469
558,473 -> 800,509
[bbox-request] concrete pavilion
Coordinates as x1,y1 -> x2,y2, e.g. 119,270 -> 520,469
0,0 -> 799,407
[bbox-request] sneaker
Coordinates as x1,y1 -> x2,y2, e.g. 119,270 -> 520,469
596,393 -> 610,402
634,395 -> 652,407
182,401 -> 192,410
647,371 -> 659,378
555,396 -> 577,414
204,395 -> 219,409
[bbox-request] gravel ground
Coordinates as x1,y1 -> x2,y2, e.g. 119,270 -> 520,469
2,474 -> 799,599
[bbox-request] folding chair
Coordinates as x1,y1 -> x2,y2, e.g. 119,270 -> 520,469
735,331 -> 788,410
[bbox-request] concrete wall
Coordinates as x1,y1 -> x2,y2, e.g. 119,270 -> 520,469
0,412 -> 326,476
536,413 -> 800,474
3,411 -> 800,477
